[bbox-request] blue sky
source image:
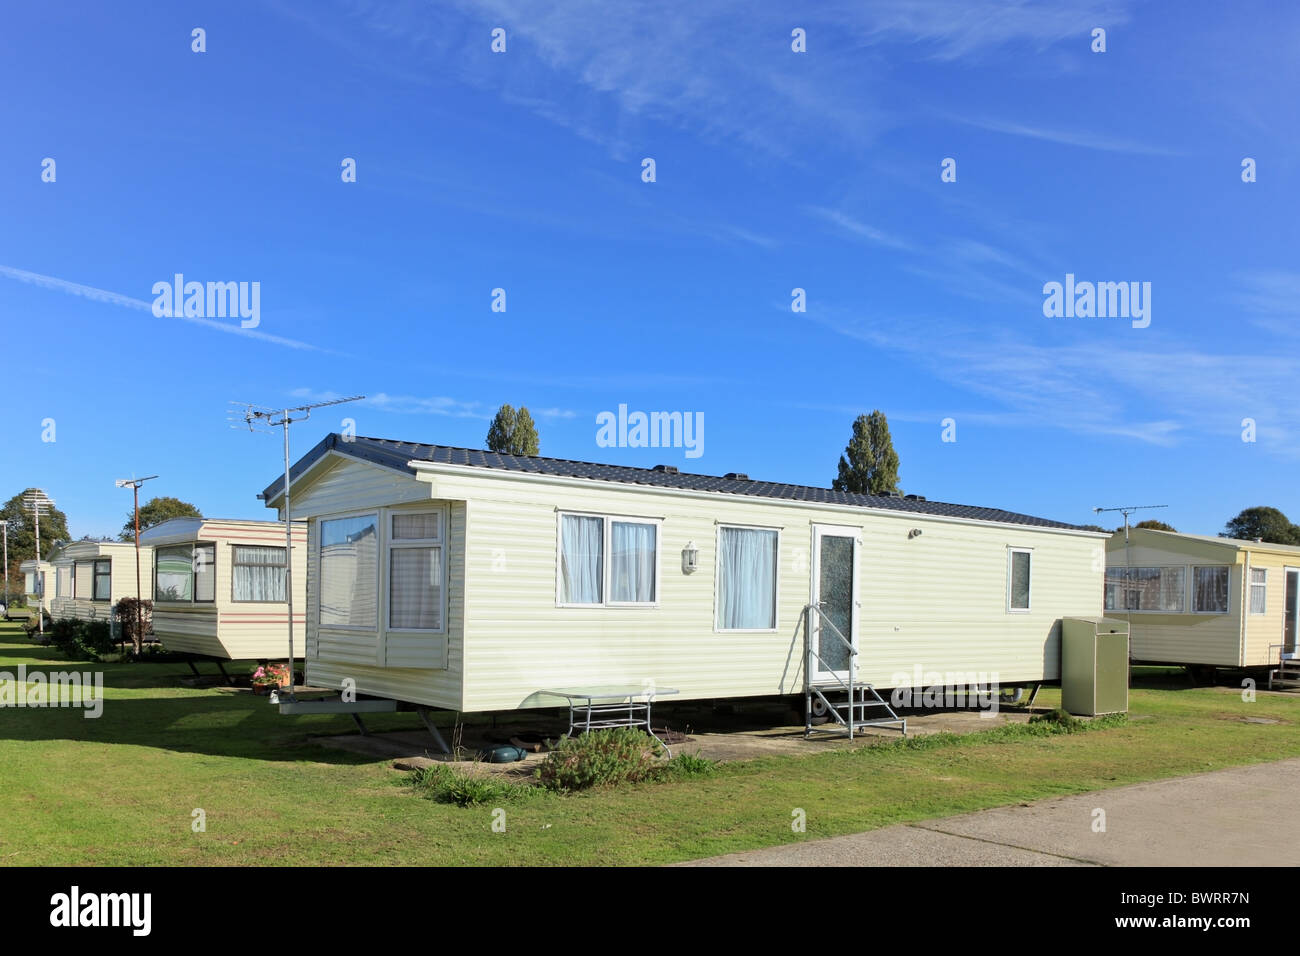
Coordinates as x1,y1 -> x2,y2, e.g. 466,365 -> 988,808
2,0 -> 1296,539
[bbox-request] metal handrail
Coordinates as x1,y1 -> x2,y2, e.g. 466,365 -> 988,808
803,602 -> 858,739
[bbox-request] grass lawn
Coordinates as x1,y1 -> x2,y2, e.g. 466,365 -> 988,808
2,620 -> 1298,865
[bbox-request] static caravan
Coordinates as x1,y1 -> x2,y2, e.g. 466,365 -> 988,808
138,518 -> 306,661
18,558 -> 53,614
1105,528 -> 1300,670
49,539 -> 153,626
261,434 -> 1105,724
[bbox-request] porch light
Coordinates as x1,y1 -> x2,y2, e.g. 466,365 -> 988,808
682,541 -> 699,574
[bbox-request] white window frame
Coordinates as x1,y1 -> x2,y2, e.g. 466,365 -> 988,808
1192,565 -> 1231,615
386,507 -> 449,634
1007,547 -> 1032,613
554,510 -> 662,609
1249,566 -> 1268,616
230,544 -> 289,604
317,509 -> 381,631
1104,565 -> 1187,614
713,522 -> 782,633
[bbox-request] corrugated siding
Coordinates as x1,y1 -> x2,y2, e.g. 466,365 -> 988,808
1242,554 -> 1297,667
289,457 -> 464,709
1106,539 -> 1243,666
429,471 -> 1100,712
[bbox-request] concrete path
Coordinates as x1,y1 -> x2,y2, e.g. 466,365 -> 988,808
681,758 -> 1300,866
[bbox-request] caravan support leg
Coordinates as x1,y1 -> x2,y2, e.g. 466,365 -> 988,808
350,713 -> 368,736
215,660 -> 234,686
416,706 -> 452,755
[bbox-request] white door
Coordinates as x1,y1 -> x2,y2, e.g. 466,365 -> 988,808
809,525 -> 859,683
1284,568 -> 1299,660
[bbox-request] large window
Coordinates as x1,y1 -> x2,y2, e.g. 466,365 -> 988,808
1008,549 -> 1032,612
717,526 -> 778,630
558,514 -> 658,607
1104,566 -> 1186,612
154,544 -> 215,603
319,514 -> 378,627
1194,566 -> 1230,613
1249,568 -> 1267,615
232,545 -> 287,602
388,512 -> 443,630
92,558 -> 112,601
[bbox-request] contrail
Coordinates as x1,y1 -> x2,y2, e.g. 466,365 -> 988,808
0,263 -> 327,352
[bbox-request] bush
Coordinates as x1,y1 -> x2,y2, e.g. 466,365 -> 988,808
1028,707 -> 1085,732
114,598 -> 153,651
411,764 -> 536,807
536,728 -> 664,792
662,752 -> 717,779
48,618 -> 114,661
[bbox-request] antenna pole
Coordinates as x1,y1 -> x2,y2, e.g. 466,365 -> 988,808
232,395 -> 363,701
115,476 -> 159,655
22,491 -> 55,642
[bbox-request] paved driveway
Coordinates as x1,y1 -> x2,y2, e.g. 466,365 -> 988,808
680,758 -> 1300,866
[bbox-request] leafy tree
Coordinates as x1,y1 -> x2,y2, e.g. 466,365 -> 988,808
1132,519 -> 1177,533
1076,524 -> 1110,534
486,404 -> 540,456
1221,507 -> 1300,545
120,496 -> 203,541
0,488 -> 71,600
832,410 -> 901,496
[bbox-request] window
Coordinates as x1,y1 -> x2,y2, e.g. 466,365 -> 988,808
1249,568 -> 1267,615
57,566 -> 71,598
24,572 -> 35,593
153,544 -> 214,603
320,514 -> 378,627
558,514 -> 658,607
717,526 -> 778,630
232,545 -> 287,602
1008,549 -> 1032,611
1194,566 -> 1230,613
92,559 -> 112,601
1104,566 -> 1186,612
388,512 -> 443,630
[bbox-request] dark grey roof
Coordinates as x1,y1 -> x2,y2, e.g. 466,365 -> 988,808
262,433 -> 1093,532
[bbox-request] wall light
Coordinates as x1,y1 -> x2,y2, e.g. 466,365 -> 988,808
682,541 -> 699,573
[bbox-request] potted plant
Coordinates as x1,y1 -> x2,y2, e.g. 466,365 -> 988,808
251,662 -> 291,694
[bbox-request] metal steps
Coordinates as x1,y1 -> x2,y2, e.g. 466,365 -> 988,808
1268,658 -> 1300,690
807,684 -> 907,737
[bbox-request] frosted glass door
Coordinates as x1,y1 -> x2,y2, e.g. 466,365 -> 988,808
812,527 -> 857,680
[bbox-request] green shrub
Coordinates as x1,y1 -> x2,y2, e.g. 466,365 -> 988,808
1028,707 -> 1084,732
536,728 -> 663,792
662,752 -> 717,779
410,763 -> 535,807
48,619 -> 115,661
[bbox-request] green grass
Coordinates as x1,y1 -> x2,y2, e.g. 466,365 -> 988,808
1,622 -> 1298,865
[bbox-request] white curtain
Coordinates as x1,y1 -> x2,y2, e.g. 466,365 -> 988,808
233,546 -> 286,602
1194,566 -> 1229,612
611,522 -> 655,602
390,547 -> 441,628
560,515 -> 603,604
717,527 -> 777,629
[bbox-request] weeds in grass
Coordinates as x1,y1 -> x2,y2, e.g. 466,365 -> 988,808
410,763 -> 540,807
849,711 -> 1128,757
662,752 -> 718,778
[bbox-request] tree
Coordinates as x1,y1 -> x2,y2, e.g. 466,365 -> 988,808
1077,524 -> 1110,534
1221,507 -> 1300,545
486,404 -> 540,456
120,496 -> 203,541
832,410 -> 901,496
0,488 -> 71,600
1132,520 -> 1177,533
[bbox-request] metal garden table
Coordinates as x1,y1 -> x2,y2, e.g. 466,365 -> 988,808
540,684 -> 680,756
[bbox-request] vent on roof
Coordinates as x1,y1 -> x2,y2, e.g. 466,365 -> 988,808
885,491 -> 904,498
724,472 -> 750,481
652,464 -> 679,474
904,494 -> 926,501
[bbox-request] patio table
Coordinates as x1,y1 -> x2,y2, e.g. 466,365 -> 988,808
539,684 -> 680,756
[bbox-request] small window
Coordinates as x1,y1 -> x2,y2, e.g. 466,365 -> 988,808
232,545 -> 287,602
1249,568 -> 1267,615
57,566 -> 71,598
717,526 -> 778,630
320,514 -> 379,627
388,511 -> 444,630
1008,549 -> 1031,611
558,513 -> 658,607
1193,566 -> 1230,613
92,559 -> 112,601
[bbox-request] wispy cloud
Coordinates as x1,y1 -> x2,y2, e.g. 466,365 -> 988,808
290,388 -> 577,421
0,264 -> 326,352
1232,271 -> 1300,335
946,115 -> 1179,156
805,207 -> 915,252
